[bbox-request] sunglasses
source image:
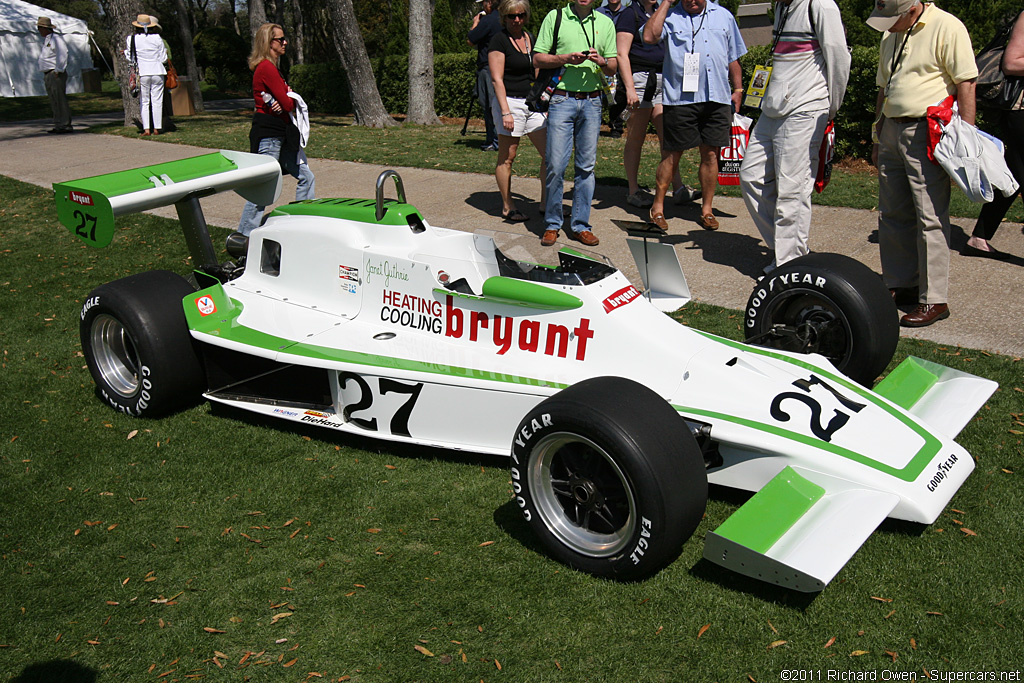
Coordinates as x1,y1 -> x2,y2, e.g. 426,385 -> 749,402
272,36 -> 288,43
507,12 -> 527,19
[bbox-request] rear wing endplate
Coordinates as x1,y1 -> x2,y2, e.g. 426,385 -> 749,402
53,150 -> 281,249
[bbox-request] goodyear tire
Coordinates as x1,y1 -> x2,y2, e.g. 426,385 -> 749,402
80,271 -> 205,417
744,253 -> 898,387
510,377 -> 707,581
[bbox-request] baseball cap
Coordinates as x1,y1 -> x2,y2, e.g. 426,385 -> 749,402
866,0 -> 920,32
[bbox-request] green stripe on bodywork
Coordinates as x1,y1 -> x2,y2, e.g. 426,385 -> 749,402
269,199 -> 422,227
686,330 -> 942,482
872,357 -> 938,410
712,467 -> 824,554
185,284 -> 566,390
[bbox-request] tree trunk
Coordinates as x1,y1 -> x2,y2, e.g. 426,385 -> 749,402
290,0 -> 305,64
325,0 -> 396,127
105,0 -> 143,128
407,0 -> 440,124
173,0 -> 206,113
228,0 -> 240,35
249,0 -> 267,38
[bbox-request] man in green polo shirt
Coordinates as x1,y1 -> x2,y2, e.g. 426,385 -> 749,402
534,0 -> 618,247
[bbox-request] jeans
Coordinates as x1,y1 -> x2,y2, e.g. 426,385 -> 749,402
238,136 -> 316,236
544,94 -> 603,234
476,67 -> 498,148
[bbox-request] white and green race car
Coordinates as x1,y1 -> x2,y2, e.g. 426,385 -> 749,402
54,151 -> 996,591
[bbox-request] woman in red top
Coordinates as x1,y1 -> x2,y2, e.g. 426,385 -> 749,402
238,23 -> 315,236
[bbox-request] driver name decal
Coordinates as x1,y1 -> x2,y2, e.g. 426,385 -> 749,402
444,295 -> 594,360
602,285 -> 641,313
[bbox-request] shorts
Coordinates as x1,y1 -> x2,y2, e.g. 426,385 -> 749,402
492,96 -> 546,138
630,71 -> 663,108
662,102 -> 732,151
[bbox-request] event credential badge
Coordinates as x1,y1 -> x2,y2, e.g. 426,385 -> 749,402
744,65 -> 771,109
682,53 -> 700,92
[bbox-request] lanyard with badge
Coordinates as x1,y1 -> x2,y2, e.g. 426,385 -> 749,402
871,20 -> 918,142
682,6 -> 707,92
744,1 -> 790,108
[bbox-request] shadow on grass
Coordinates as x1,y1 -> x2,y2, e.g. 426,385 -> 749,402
12,660 -> 98,683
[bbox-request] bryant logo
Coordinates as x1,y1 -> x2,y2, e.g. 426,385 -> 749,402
602,285 -> 641,313
69,191 -> 94,206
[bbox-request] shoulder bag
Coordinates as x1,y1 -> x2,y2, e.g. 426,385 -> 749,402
165,60 -> 179,90
525,9 -> 563,113
976,13 -> 1023,110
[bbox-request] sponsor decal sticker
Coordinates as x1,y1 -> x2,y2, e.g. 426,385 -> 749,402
927,453 -> 959,492
273,408 -> 300,417
69,190 -> 94,206
602,285 -> 641,313
195,295 -> 217,316
380,290 -> 444,334
301,415 -> 342,429
444,295 -> 594,360
304,410 -> 331,418
339,265 -> 359,294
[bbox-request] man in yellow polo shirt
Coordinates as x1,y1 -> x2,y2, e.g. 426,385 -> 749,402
534,0 -> 618,247
868,0 -> 977,327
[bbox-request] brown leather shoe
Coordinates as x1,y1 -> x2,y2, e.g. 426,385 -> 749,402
540,230 -> 559,247
900,303 -> 949,327
574,230 -> 600,246
649,208 -> 669,231
701,213 -> 719,230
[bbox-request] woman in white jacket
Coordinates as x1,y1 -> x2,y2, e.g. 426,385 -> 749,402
124,14 -> 167,136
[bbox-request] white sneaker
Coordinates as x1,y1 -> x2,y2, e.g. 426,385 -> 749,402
673,185 -> 701,204
626,188 -> 654,208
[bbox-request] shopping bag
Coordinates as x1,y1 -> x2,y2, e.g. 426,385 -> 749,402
718,113 -> 752,185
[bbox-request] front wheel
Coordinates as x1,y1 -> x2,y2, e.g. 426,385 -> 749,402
744,253 -> 898,386
80,270 -> 205,417
510,377 -> 707,581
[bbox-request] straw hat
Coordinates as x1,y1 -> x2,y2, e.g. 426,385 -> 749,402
132,14 -> 155,29
37,16 -> 55,29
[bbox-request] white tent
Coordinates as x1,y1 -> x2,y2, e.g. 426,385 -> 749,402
0,0 -> 94,97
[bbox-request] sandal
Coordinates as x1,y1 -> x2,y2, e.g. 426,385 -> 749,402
501,208 -> 529,223
648,208 -> 669,231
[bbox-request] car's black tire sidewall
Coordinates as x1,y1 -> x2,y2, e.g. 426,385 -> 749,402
80,270 -> 204,417
510,377 -> 707,581
744,253 -> 899,386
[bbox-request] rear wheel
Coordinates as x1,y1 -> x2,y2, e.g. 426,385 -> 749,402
80,270 -> 205,416
511,377 -> 707,581
744,253 -> 898,386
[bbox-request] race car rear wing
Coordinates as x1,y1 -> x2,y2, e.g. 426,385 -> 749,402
53,150 -> 281,267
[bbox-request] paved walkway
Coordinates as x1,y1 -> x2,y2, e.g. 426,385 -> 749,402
3,110 -> 1022,357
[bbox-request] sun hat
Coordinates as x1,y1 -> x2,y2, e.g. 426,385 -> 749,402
132,14 -> 154,29
37,16 -> 54,29
866,0 -> 920,32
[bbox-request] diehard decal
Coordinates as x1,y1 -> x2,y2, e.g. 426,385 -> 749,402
69,190 -> 94,206
195,295 -> 217,316
602,285 -> 641,313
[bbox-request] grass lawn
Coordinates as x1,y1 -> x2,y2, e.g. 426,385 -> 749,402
88,110 -> 1024,225
1,172 -> 1022,681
